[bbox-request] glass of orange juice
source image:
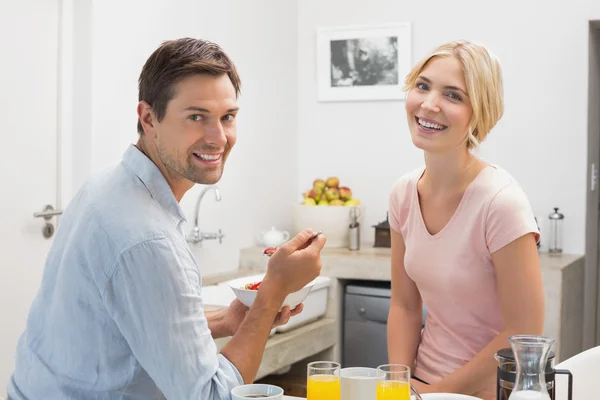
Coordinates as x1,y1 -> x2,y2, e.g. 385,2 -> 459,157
307,361 -> 341,400
376,364 -> 411,400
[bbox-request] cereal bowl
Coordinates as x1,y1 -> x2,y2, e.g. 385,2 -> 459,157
226,274 -> 315,309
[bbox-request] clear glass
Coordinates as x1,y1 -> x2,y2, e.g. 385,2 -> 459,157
494,350 -> 557,400
307,361 -> 341,400
548,219 -> 563,255
507,335 -> 554,400
376,364 -> 411,400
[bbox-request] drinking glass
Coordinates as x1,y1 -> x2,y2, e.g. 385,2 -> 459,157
376,364 -> 411,400
307,361 -> 341,400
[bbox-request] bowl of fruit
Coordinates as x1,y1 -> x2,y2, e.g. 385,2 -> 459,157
294,176 -> 364,248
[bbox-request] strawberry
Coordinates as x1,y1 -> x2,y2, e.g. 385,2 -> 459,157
263,247 -> 277,256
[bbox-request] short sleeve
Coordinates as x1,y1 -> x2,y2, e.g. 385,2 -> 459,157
388,178 -> 410,234
485,183 -> 540,254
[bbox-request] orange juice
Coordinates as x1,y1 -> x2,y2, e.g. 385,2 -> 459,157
307,374 -> 341,400
376,380 -> 410,400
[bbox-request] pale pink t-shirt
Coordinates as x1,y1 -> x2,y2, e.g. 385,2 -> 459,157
388,165 -> 539,392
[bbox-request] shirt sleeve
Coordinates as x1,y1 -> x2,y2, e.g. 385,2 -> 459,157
485,183 -> 540,254
388,177 -> 411,234
102,237 -> 243,400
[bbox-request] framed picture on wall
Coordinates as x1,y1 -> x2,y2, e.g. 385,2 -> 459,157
317,23 -> 411,102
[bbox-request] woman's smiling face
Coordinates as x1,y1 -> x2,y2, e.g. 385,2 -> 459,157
405,56 -> 473,153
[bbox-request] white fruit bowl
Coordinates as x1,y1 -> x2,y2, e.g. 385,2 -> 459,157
293,204 -> 364,248
225,273 -> 314,310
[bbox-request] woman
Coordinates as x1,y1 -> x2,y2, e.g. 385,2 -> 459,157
386,40 -> 545,400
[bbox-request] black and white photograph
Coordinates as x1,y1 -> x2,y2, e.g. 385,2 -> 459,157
317,23 -> 411,101
330,36 -> 398,87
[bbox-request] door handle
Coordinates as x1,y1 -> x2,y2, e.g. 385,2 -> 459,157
33,204 -> 63,221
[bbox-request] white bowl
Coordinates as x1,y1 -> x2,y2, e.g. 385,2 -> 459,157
226,273 -> 315,309
231,383 -> 283,399
421,394 -> 482,400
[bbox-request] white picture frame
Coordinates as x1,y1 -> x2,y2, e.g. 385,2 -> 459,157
317,23 -> 412,102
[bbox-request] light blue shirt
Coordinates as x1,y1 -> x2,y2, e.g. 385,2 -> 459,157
7,145 -> 243,400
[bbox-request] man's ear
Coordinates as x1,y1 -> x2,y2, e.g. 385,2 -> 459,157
137,101 -> 157,138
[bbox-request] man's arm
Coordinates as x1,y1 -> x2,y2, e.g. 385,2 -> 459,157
205,308 -> 228,338
103,230 -> 325,398
103,237 -> 243,400
205,299 -> 303,339
220,230 -> 326,383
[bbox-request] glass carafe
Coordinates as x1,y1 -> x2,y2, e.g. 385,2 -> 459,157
507,335 -> 554,400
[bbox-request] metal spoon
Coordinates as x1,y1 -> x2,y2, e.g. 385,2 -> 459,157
411,383 -> 424,400
263,231 -> 322,257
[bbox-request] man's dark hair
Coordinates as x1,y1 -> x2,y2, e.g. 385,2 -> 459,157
137,38 -> 241,134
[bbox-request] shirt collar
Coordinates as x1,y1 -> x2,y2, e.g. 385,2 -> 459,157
121,144 -> 187,227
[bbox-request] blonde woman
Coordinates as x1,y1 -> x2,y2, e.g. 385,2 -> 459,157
387,40 -> 545,400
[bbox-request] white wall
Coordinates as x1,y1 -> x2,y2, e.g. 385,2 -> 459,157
87,0 -> 298,276
297,0 -> 600,254
84,0 -> 600,270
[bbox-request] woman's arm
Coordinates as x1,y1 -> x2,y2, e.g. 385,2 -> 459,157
428,233 -> 545,396
387,229 -> 425,371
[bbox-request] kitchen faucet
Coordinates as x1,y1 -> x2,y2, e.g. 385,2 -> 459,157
186,185 -> 224,246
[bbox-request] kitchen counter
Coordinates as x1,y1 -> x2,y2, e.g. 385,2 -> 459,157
205,246 -> 583,283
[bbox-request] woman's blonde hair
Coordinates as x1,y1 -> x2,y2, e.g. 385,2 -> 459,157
404,40 -> 504,149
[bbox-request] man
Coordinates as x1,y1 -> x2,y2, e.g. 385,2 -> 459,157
7,38 -> 326,400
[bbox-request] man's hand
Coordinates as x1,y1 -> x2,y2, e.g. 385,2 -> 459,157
272,303 -> 304,328
220,230 -> 325,384
221,299 -> 304,336
259,229 -> 326,302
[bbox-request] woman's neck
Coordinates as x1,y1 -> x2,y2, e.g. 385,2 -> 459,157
421,147 -> 477,193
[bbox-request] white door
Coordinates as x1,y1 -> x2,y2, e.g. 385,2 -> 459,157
0,0 -> 61,391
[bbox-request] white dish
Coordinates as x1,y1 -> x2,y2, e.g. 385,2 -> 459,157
225,273 -> 316,310
203,282 -> 277,336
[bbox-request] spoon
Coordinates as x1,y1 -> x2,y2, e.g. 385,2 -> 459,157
263,231 -> 322,257
411,383 -> 424,400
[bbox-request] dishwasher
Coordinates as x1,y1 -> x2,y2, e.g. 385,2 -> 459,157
343,281 -> 427,368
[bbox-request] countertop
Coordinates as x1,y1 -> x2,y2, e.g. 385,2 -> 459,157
203,246 -> 584,285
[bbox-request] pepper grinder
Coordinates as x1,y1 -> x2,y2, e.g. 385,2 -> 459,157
348,207 -> 360,251
548,207 -> 564,256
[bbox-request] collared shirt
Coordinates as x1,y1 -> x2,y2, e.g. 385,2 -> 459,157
7,145 -> 242,400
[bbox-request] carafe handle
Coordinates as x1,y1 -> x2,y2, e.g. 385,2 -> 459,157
554,369 -> 573,400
